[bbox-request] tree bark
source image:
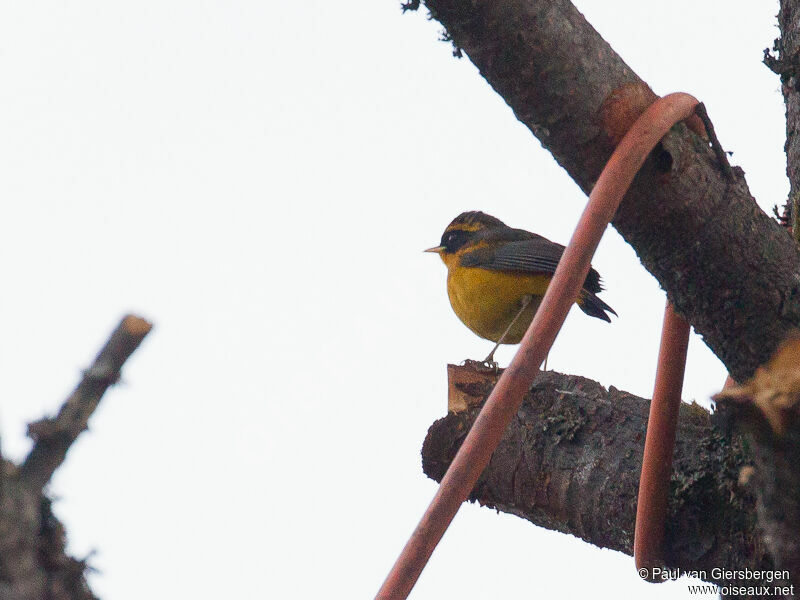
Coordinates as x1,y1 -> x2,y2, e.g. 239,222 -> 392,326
768,1 -> 800,233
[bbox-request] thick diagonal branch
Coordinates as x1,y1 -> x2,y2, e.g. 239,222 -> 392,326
413,0 -> 800,382
18,315 -> 152,491
422,367 -> 774,586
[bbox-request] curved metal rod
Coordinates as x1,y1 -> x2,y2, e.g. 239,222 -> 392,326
634,301 -> 690,575
375,92 -> 700,599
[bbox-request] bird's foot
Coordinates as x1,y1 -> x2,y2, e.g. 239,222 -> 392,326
462,358 -> 500,373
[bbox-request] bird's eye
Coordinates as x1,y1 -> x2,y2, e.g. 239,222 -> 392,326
441,230 -> 466,251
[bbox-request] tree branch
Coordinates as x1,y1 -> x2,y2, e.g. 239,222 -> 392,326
423,366 -> 779,587
18,315 -> 152,491
0,314 -> 151,600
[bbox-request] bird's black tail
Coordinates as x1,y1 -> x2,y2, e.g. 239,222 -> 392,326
578,291 -> 617,322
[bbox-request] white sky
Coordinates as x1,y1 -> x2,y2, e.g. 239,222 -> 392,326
0,2 -> 786,599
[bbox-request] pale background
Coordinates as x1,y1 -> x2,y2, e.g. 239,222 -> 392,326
0,2 -> 784,598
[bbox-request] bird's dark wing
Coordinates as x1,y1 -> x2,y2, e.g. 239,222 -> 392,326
460,237 -> 604,293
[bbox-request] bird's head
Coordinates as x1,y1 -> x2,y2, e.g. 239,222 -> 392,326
425,211 -> 507,267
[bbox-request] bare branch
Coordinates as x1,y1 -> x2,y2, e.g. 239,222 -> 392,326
18,315 -> 152,491
423,366 -> 777,586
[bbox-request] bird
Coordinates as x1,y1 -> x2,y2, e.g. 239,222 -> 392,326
426,211 -> 616,366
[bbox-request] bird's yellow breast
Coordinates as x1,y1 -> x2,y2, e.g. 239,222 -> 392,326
446,264 -> 550,344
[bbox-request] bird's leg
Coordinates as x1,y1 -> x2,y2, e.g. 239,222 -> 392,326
481,295 -> 533,367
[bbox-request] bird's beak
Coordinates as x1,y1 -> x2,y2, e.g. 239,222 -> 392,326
424,246 -> 445,254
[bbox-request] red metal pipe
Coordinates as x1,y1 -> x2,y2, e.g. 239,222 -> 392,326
634,302 -> 690,575
376,93 -> 700,599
